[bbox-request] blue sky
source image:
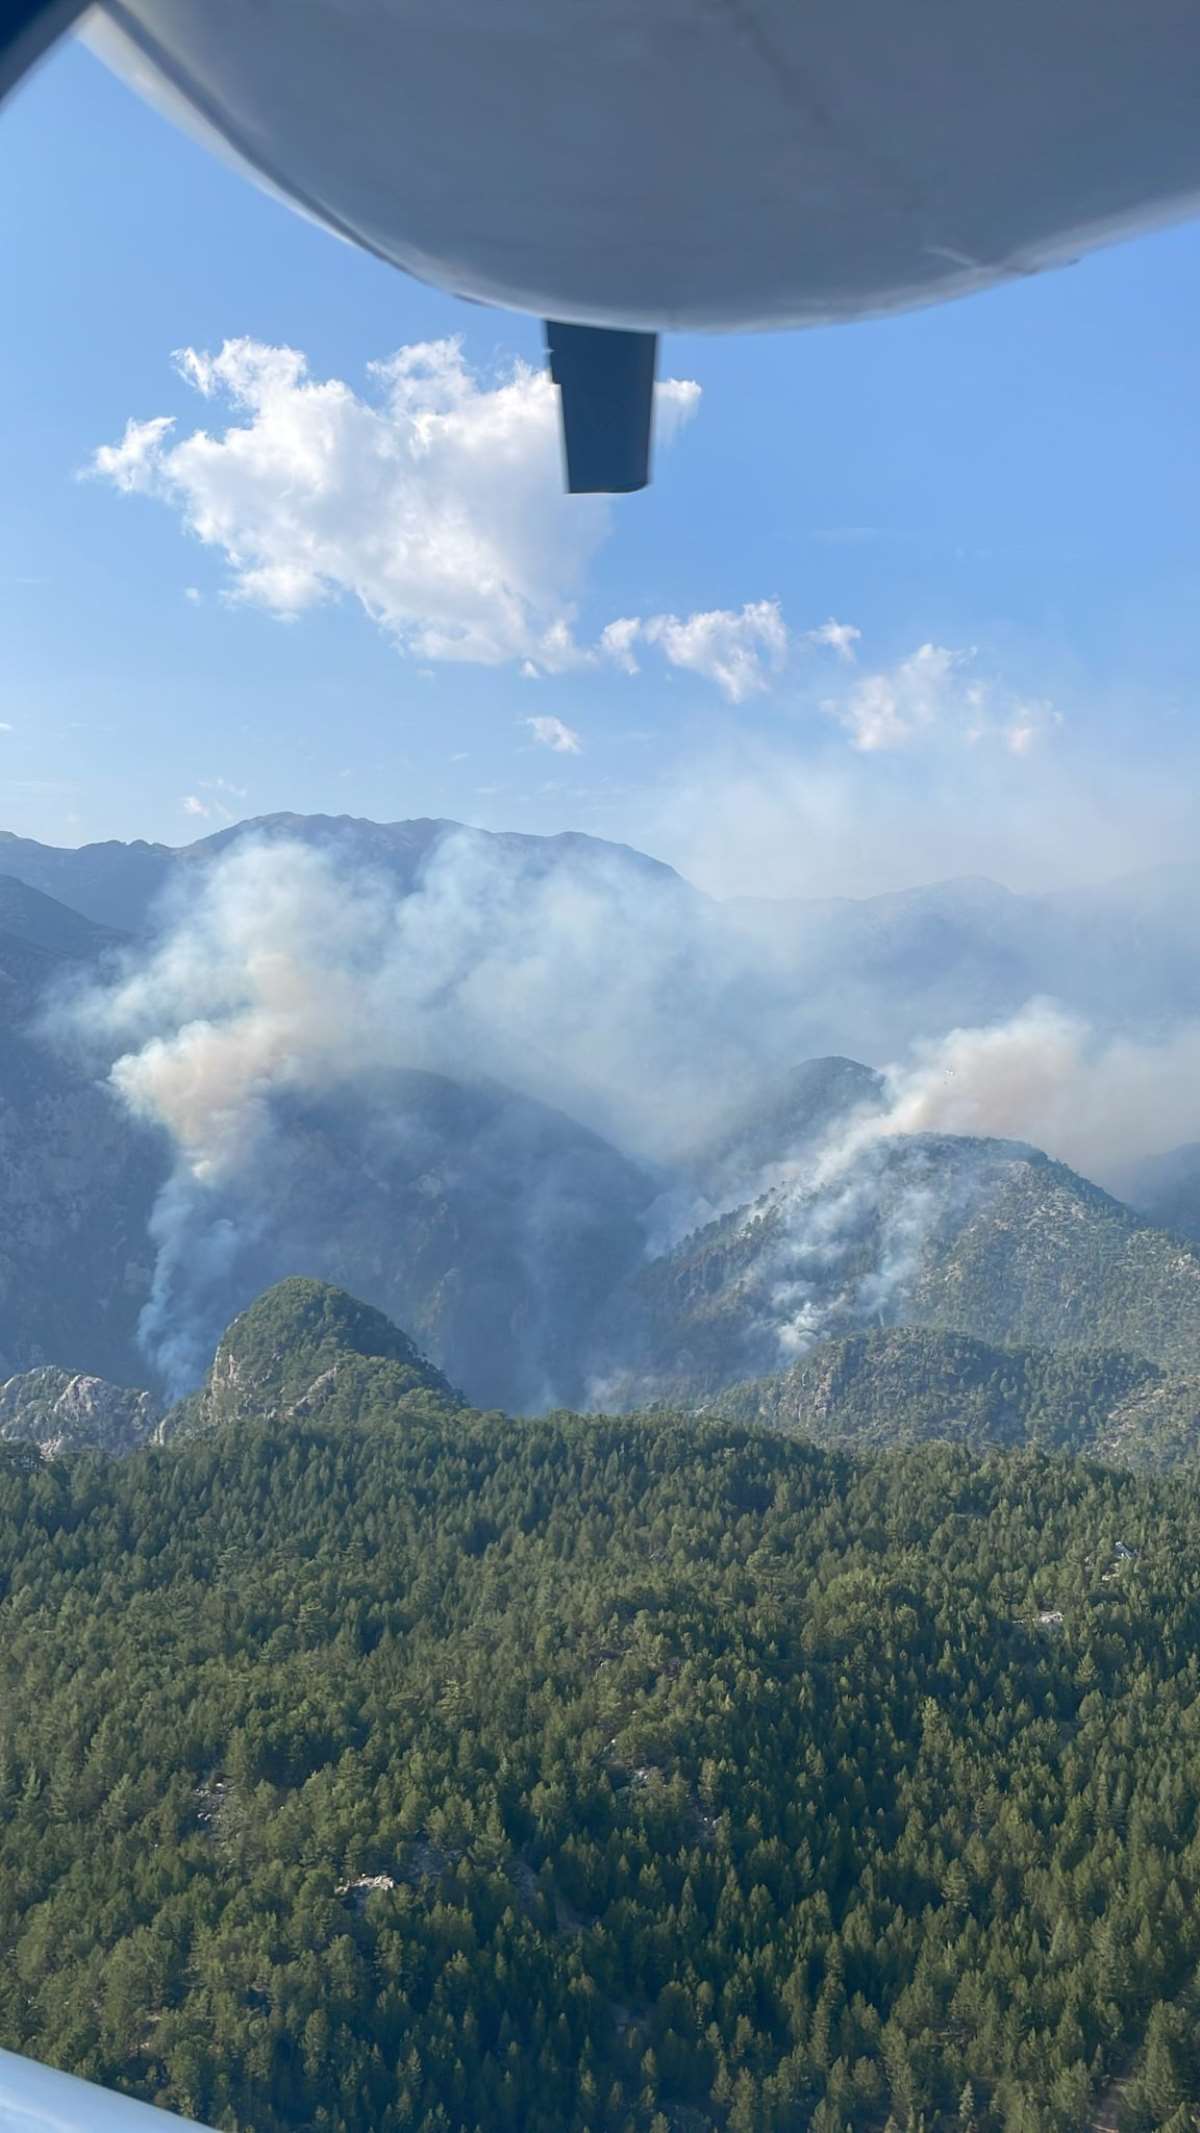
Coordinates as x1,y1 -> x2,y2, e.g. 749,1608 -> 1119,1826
2,31 -> 1199,896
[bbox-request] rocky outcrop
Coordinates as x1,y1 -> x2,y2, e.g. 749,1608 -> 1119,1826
0,1367 -> 159,1457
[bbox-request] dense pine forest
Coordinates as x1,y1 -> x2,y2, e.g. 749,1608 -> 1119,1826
3,1311 -> 1200,2133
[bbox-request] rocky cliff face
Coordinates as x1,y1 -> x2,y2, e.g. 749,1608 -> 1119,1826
0,1367 -> 159,1457
160,1277 -> 461,1439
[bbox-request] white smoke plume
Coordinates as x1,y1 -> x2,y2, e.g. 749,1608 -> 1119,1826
721,1001 -> 1200,1369
62,830 -> 1200,1399
833,1003 -> 1200,1191
66,832 -> 811,1390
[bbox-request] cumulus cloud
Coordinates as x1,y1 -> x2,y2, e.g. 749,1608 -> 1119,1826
600,600 -> 788,702
525,715 -> 582,754
89,337 -> 701,674
182,795 -> 208,817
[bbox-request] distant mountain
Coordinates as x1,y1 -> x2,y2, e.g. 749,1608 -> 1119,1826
612,1134 -> 1200,1402
0,1367 -> 159,1458
7,816 -> 1200,1056
3,809 -> 1200,1420
0,815 -> 685,934
162,1277 -> 459,1439
728,860 -> 1200,1051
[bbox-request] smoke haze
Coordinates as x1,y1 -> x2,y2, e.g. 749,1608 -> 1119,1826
57,822 -> 1200,1399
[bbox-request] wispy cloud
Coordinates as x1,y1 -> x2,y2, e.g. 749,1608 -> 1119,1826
832,642 -> 960,751
525,715 -> 582,754
182,776 -> 247,825
599,599 -> 788,702
806,618 -> 861,661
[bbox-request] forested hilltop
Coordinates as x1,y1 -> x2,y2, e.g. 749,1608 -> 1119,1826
3,1286 -> 1200,2132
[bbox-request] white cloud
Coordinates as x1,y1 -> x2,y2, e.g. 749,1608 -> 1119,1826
645,601 -> 789,702
806,618 -> 861,661
598,616 -> 642,676
1003,710 -> 1051,756
599,599 -> 788,702
821,642 -> 1060,756
89,337 -> 701,675
525,715 -> 582,754
831,641 -> 959,751
184,586 -> 202,604
92,414 -> 175,493
182,795 -> 209,817
0,722 -> 12,734
653,378 -> 703,444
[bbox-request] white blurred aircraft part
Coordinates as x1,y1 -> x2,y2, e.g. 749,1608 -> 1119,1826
83,0 -> 1200,334
7,0 -> 1200,483
76,0 -> 1200,487
0,2047 -> 214,2131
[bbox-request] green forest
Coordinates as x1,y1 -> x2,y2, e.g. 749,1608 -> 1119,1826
4,1295 -> 1200,2133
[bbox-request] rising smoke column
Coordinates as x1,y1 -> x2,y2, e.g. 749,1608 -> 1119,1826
60,831 -> 1200,1397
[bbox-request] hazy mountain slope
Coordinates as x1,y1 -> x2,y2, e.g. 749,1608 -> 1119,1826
4,809 -> 1200,1415
0,881 -> 161,1383
1112,1140 -> 1200,1245
731,860 -> 1200,1042
685,1053 -> 885,1202
0,872 -> 124,962
7,815 -> 1200,1055
0,851 -> 656,1403
0,832 -> 174,932
163,1069 -> 655,1412
0,1028 -> 160,1382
